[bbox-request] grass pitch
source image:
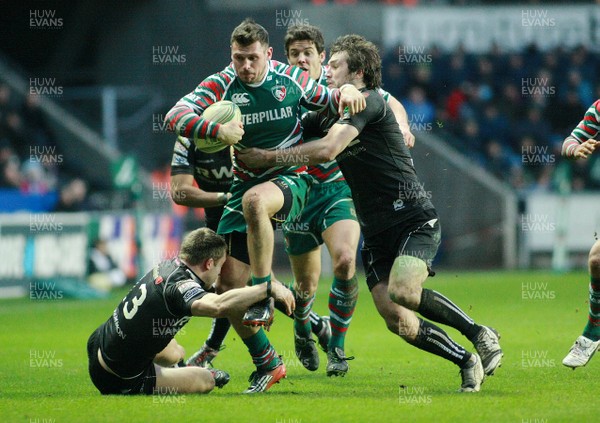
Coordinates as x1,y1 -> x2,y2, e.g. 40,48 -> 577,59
1,271 -> 596,422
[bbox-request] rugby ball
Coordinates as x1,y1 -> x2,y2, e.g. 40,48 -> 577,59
194,100 -> 242,153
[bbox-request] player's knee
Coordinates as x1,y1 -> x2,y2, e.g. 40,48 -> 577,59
588,249 -> 600,275
189,367 -> 215,394
387,282 -> 419,310
242,190 -> 266,221
332,250 -> 356,280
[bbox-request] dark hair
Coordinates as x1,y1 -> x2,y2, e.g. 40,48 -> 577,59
230,18 -> 269,48
330,34 -> 382,90
284,24 -> 325,55
179,228 -> 226,266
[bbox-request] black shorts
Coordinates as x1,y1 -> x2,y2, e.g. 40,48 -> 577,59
87,327 -> 156,395
360,209 -> 441,291
223,231 -> 250,265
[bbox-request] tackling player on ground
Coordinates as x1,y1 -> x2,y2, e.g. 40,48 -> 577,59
239,35 -> 503,392
86,228 -> 293,396
164,19 -> 364,392
561,99 -> 600,368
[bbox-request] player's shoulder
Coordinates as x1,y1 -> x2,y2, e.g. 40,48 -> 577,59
272,60 -> 309,83
162,260 -> 205,291
198,65 -> 237,92
592,99 -> 600,114
364,89 -> 386,107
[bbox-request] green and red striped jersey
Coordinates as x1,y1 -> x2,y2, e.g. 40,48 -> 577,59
165,60 -> 340,181
562,99 -> 600,158
571,99 -> 600,143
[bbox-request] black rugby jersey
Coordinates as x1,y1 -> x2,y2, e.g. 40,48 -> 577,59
303,89 -> 435,236
97,258 -> 208,378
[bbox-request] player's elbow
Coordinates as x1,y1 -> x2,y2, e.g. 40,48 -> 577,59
170,188 -> 186,205
320,145 -> 340,162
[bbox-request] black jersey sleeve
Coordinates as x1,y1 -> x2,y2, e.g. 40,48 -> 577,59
163,277 -> 208,316
336,90 -> 385,133
170,136 -> 195,176
302,109 -> 339,138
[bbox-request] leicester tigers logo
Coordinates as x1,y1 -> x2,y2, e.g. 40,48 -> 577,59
271,85 -> 286,102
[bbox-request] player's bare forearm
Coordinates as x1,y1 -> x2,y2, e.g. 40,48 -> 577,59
170,175 -> 229,208
239,124 -> 358,168
192,281 -> 294,317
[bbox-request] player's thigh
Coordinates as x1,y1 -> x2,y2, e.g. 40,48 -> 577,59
218,253 -> 250,291
154,365 -> 214,394
389,215 -> 441,290
289,247 -> 322,295
322,219 -> 360,268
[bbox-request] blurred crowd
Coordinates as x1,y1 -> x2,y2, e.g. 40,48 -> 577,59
381,43 -> 600,194
0,83 -> 88,211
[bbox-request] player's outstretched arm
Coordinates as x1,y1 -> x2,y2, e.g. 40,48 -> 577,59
191,280 -> 295,318
170,174 -> 231,208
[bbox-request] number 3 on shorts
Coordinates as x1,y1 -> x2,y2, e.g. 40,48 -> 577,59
123,284 -> 147,319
